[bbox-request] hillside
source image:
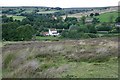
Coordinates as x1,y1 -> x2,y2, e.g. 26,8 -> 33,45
61,11 -> 118,23
61,7 -> 118,21
2,6 -> 118,21
2,37 -> 118,78
96,11 -> 118,22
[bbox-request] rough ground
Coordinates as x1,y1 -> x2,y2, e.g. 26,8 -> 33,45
2,37 -> 119,78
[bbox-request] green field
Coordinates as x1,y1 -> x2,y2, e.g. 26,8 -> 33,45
96,11 -> 118,22
22,8 -> 34,13
61,13 -> 83,19
61,58 -> 118,78
62,11 -> 118,22
7,15 -> 26,21
36,36 -> 59,41
37,10 -> 60,14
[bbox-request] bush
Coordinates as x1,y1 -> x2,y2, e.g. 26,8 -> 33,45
77,25 -> 89,33
110,29 -> 119,33
101,34 -> 120,37
96,23 -> 112,31
87,33 -> 99,38
86,24 -> 97,33
81,33 -> 90,39
96,26 -> 112,31
67,30 -> 80,39
61,30 -> 91,39
95,13 -> 100,16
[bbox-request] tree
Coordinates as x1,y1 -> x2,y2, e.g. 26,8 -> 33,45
81,16 -> 86,24
61,30 -> 68,38
96,23 -> 112,31
115,17 -> 120,23
9,17 -> 13,22
92,18 -> 100,24
16,24 -> 35,41
2,15 -> 9,23
86,24 -> 97,33
77,25 -> 89,33
2,15 -> 13,23
2,22 -> 19,41
69,24 -> 79,31
64,17 -> 78,25
65,17 -> 77,23
21,18 -> 31,25
95,13 -> 100,16
2,22 -> 35,41
90,13 -> 94,17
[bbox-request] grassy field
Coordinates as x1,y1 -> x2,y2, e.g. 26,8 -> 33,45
97,33 -> 120,37
7,15 -> 26,21
2,37 -> 118,78
61,11 -> 118,22
22,8 -> 34,13
35,36 -> 59,41
61,59 -> 118,78
37,10 -> 60,14
61,13 -> 83,19
96,11 -> 118,22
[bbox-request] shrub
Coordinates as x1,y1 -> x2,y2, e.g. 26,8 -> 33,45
3,53 -> 15,68
96,23 -> 112,31
86,24 -> 97,33
87,33 -> 99,38
61,30 -> 91,39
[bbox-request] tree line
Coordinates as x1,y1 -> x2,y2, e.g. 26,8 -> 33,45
2,12 -> 120,41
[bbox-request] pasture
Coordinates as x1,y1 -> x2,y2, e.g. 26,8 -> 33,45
61,13 -> 84,19
35,36 -> 59,41
7,15 -> 26,21
96,11 -> 118,22
61,11 -> 118,22
37,10 -> 60,14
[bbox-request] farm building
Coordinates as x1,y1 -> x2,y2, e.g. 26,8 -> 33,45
49,29 -> 60,36
42,32 -> 49,36
43,29 -> 60,36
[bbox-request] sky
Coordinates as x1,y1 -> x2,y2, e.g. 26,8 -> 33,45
0,0 -> 119,8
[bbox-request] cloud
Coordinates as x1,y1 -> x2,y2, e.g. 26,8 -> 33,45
0,0 -> 119,8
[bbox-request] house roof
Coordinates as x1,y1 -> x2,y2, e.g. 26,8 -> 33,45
43,32 -> 49,35
50,28 -> 57,31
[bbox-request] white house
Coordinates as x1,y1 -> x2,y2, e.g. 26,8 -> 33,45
48,29 -> 59,36
43,29 -> 60,36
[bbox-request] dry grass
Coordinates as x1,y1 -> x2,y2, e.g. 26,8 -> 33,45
2,37 -> 119,78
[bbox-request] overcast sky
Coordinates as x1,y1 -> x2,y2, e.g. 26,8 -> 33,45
0,0 -> 119,8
